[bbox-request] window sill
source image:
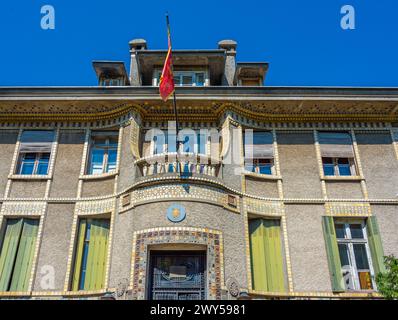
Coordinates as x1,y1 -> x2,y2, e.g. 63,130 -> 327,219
79,171 -> 118,180
9,174 -> 51,180
322,175 -> 363,182
243,171 -> 281,181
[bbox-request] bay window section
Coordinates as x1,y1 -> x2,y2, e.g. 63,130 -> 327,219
87,131 -> 118,175
16,130 -> 54,176
244,131 -> 274,175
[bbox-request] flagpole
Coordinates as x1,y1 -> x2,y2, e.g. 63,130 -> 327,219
166,13 -> 182,175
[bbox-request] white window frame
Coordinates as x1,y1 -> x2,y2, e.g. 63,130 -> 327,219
335,219 -> 376,291
87,133 -> 118,175
17,152 -> 50,175
153,70 -> 208,87
322,157 -> 357,176
151,130 -> 209,156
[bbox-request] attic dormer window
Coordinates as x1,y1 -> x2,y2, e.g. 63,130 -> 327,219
100,78 -> 123,86
155,71 -> 206,87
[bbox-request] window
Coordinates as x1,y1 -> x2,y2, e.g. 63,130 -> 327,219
152,131 -> 208,155
87,132 -> 118,174
101,78 -> 123,86
71,218 -> 110,291
156,71 -> 206,86
0,219 -> 39,292
334,221 -> 375,291
16,130 -> 54,175
318,132 -> 356,177
244,131 -> 274,175
322,157 -> 356,176
249,219 -> 285,292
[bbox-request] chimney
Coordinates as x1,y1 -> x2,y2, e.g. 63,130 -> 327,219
218,40 -> 237,86
129,39 -> 147,85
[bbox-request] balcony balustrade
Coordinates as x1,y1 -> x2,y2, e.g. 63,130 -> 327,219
135,153 -> 220,177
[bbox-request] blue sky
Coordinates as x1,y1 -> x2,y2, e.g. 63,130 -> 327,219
0,0 -> 397,87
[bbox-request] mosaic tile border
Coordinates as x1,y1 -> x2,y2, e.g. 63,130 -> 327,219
130,227 -> 224,300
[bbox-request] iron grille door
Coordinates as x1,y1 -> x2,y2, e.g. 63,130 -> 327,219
149,251 -> 206,300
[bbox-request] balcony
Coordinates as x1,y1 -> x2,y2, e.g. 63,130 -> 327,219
135,153 -> 221,178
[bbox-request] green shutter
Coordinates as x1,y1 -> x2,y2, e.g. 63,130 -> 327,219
73,219 -> 110,291
322,216 -> 344,292
9,219 -> 39,291
71,219 -> 87,291
0,219 -> 23,291
84,219 -> 109,290
249,219 -> 285,292
249,219 -> 268,291
367,216 -> 386,276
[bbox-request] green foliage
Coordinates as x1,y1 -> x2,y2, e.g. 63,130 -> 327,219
376,255 -> 398,299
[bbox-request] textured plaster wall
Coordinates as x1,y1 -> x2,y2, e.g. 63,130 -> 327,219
285,204 -> 332,292
50,130 -> 85,198
82,178 -> 115,197
0,130 -> 18,196
117,125 -> 136,192
245,177 -> 279,198
356,133 -> 398,199
326,181 -> 363,199
9,180 -> 47,198
33,203 -> 75,291
277,132 -> 323,199
372,205 -> 398,257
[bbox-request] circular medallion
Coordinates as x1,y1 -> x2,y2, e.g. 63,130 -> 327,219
167,204 -> 186,223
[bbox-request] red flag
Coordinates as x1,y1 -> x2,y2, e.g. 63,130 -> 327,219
159,25 -> 175,101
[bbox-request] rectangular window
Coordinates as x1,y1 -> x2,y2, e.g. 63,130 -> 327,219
101,78 -> 122,86
0,218 -> 39,292
16,130 -> 54,175
157,71 -> 206,87
249,219 -> 285,292
244,131 -> 274,175
335,220 -> 375,291
87,132 -> 118,174
319,132 -> 357,177
152,131 -> 208,155
322,157 -> 356,176
71,218 -> 110,291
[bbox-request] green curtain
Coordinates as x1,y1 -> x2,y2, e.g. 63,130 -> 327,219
0,219 -> 23,291
72,219 -> 110,291
9,219 -> 39,291
322,216 -> 344,292
0,219 -> 39,292
367,216 -> 386,276
249,219 -> 285,292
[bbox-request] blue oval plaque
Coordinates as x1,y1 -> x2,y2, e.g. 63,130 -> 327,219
167,204 -> 186,223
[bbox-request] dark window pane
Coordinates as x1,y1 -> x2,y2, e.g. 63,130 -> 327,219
350,224 -> 364,239
338,243 -> 350,268
20,162 -> 35,175
323,157 -> 333,164
335,224 -> 346,239
338,163 -> 352,176
337,158 -> 349,164
323,164 -> 335,176
353,244 -> 370,270
37,154 -> 49,174
196,73 -> 204,86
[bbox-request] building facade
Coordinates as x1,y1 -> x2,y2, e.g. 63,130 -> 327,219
0,39 -> 397,300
